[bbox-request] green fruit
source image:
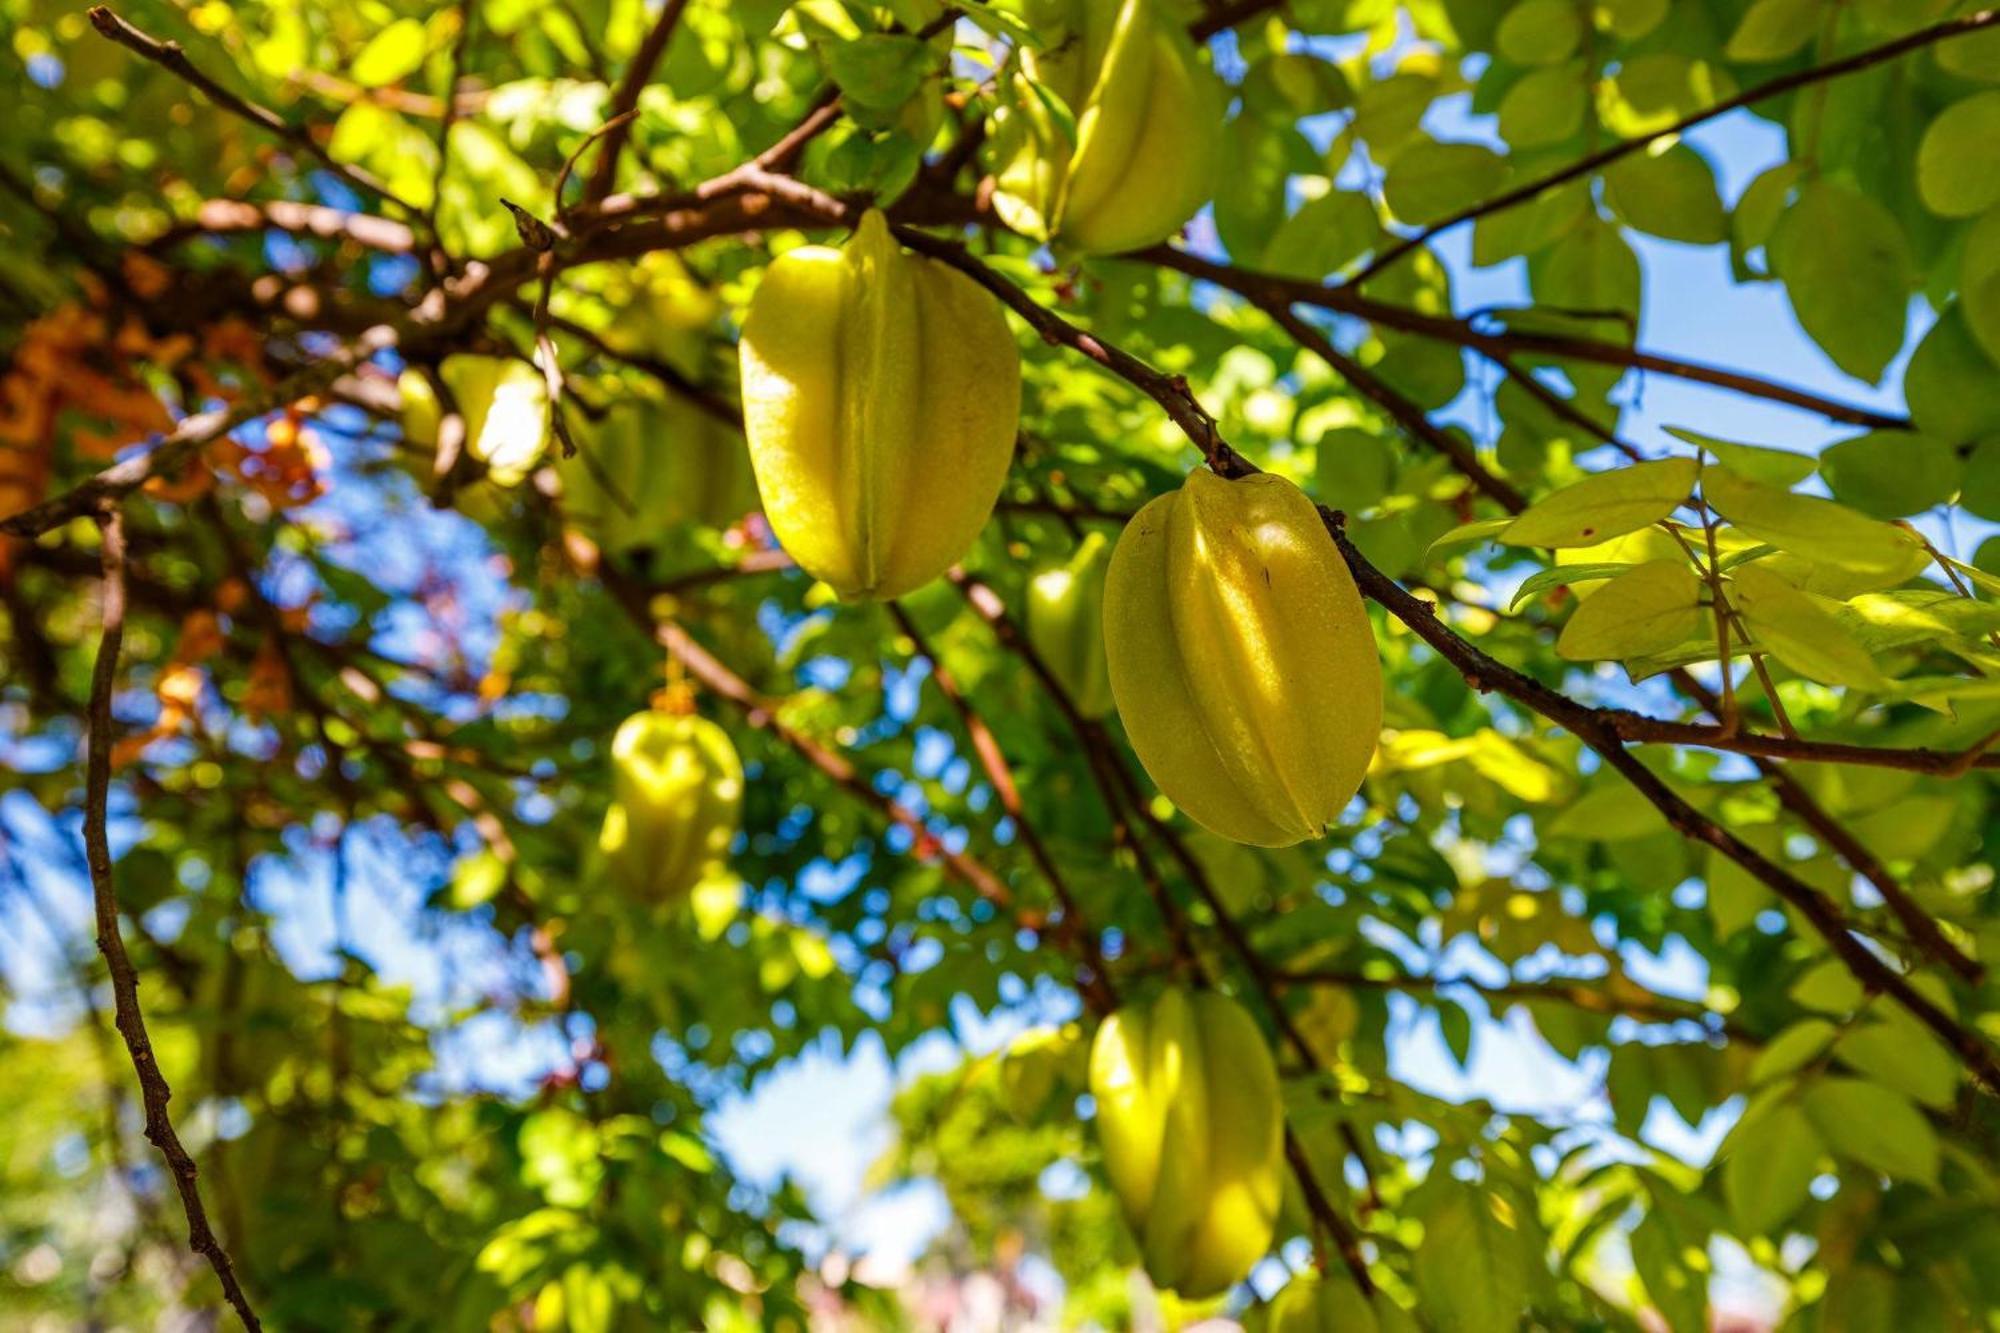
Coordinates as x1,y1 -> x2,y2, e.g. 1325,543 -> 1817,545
1026,530 -> 1116,718
600,711 -> 743,901
1102,469 -> 1382,847
1089,987 -> 1284,1299
738,210 -> 1021,600
989,0 -> 1226,254
564,390 -> 758,558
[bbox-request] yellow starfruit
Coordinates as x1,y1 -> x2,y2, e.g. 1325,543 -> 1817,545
1102,468 -> 1382,847
600,711 -> 744,901
1090,986 -> 1284,1299
738,210 -> 1021,600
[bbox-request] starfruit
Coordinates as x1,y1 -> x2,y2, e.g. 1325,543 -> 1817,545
988,0 -> 1226,255
1026,531 -> 1116,717
1102,468 -> 1382,847
600,711 -> 744,901
1089,986 -> 1284,1299
564,387 -> 758,560
738,210 -> 1021,600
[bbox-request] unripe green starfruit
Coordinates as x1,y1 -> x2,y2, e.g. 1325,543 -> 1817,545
600,710 -> 744,901
988,0 -> 1226,255
564,389 -> 758,559
738,210 -> 1021,600
1090,987 -> 1284,1299
1102,468 -> 1382,847
1026,531 -> 1116,718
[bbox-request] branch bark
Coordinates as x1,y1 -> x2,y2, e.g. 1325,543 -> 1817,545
87,6 -> 417,215
83,506 -> 263,1329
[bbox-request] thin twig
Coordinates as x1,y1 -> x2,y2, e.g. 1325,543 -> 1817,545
84,505 -> 263,1329
582,0 -> 693,203
86,6 -> 418,215
1351,7 -> 2000,285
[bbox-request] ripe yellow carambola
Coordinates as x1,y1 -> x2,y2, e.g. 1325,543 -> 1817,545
1102,468 -> 1382,847
1089,987 -> 1283,1299
989,0 -> 1225,255
600,711 -> 744,901
738,211 -> 1020,601
1026,531 -> 1116,718
565,391 -> 758,557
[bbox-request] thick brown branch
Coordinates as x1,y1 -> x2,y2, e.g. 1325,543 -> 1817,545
83,507 -> 263,1329
1352,7 -> 2000,286
582,0 -> 693,203
86,6 -> 417,215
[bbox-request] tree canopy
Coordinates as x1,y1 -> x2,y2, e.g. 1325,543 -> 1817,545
4,0 -> 2000,1328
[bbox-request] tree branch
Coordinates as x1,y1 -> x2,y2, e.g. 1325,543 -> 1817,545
1351,6 -> 2000,286
86,6 -> 418,216
1143,245 -> 1910,431
582,0 -> 692,204
83,505 -> 263,1329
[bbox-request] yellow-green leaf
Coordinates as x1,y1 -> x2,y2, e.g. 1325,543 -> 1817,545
1730,563 -> 1887,689
1803,1078 -> 1940,1187
1725,0 -> 1824,61
1603,144 -> 1726,244
1916,92 -> 2000,219
1819,430 -> 1960,518
1770,181 -> 1913,383
1665,426 -> 1815,487
1502,458 -> 1697,548
1703,466 -> 1919,578
1724,1101 -> 1822,1235
1557,558 -> 1705,661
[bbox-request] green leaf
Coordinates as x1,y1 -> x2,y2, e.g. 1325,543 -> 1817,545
1383,141 -> 1508,226
820,34 -> 934,111
1501,458 -> 1696,548
1750,1019 -> 1837,1084
1603,145 -> 1726,245
1498,63 -> 1589,148
1803,1077 -> 1941,1187
1507,561 -> 1638,611
1730,562 -> 1887,689
1556,559 -> 1705,661
1414,1193 -> 1530,1333
1497,0 -> 1582,65
1532,218 -> 1641,320
1834,1018 -> 1960,1111
1916,92 -> 2000,219
1958,438 -> 2000,522
351,17 -> 431,86
1819,430 -> 1960,518
1960,207 -> 2000,367
1725,0 -> 1824,61
1315,427 -> 1395,510
1770,180 -> 1913,383
1664,427 -> 1815,487
1427,516 -> 1515,561
1723,1101 -> 1822,1235
1702,466 -> 1920,579
1593,0 -> 1669,40
1792,959 -> 1865,1014
1732,161 -> 1805,260
1707,841 -> 1774,937
1263,188 -> 1380,281
1906,305 -> 2000,446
